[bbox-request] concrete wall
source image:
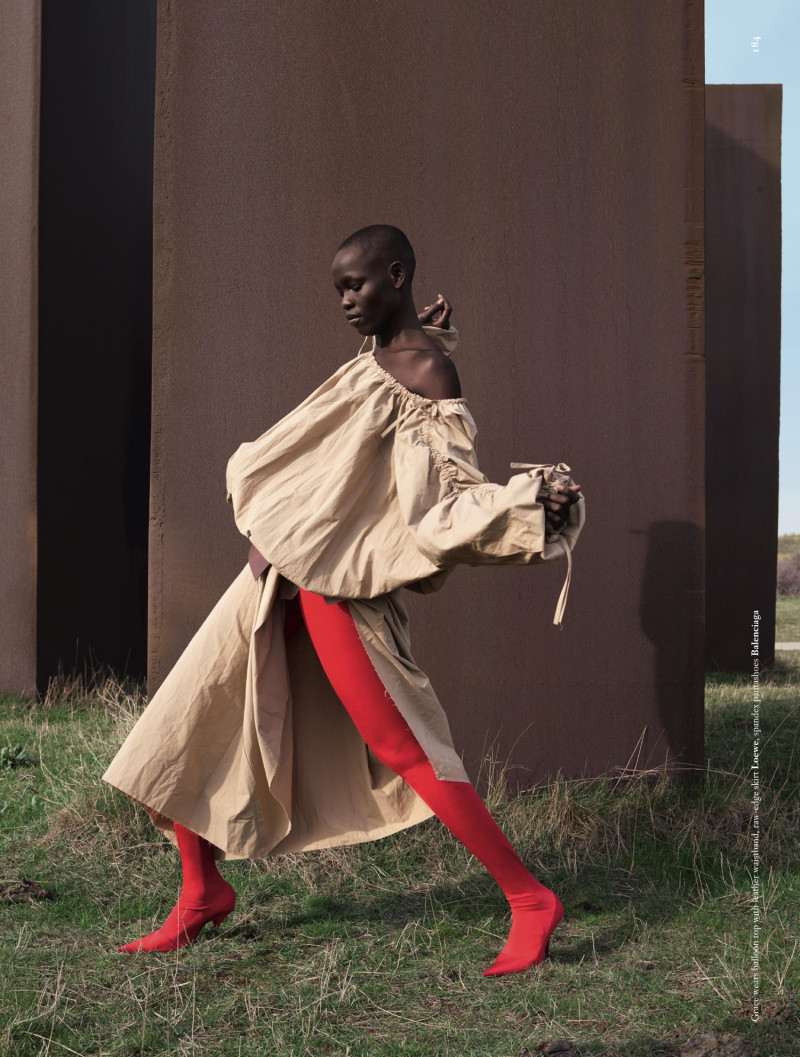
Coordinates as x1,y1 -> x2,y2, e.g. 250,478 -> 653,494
150,0 -> 705,782
705,85 -> 782,672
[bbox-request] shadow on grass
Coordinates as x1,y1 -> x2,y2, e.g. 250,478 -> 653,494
706,651 -> 800,688
209,851 -> 732,965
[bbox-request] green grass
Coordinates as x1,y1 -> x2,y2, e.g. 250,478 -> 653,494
0,660 -> 798,1057
776,596 -> 800,643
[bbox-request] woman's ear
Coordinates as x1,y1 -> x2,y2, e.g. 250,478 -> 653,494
389,260 -> 406,289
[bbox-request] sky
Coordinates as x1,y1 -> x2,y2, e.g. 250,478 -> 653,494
706,0 -> 800,534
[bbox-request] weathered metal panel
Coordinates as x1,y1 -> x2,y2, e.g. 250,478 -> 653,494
0,0 -> 40,695
150,0 -> 705,780
705,84 -> 782,672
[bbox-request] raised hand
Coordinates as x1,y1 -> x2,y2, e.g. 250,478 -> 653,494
418,294 -> 452,330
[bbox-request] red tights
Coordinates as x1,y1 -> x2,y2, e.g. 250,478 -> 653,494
119,589 -> 563,974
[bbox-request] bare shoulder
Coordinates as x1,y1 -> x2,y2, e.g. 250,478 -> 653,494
404,348 -> 462,400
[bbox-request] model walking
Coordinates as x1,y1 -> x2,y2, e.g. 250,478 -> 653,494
104,224 -> 584,976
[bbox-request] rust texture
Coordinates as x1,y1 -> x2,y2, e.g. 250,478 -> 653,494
705,85 -> 782,671
149,0 -> 706,781
0,1 -> 156,693
0,0 -> 40,694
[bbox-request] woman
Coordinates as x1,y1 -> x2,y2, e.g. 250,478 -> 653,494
104,224 -> 585,976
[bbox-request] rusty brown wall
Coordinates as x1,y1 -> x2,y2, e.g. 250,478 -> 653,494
150,0 -> 705,782
705,85 -> 782,672
35,0 -> 156,687
0,2 -> 155,694
0,0 -> 39,695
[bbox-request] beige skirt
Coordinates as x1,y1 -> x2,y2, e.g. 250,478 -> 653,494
102,565 -> 470,859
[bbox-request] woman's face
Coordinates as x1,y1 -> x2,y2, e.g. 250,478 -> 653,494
331,245 -> 403,336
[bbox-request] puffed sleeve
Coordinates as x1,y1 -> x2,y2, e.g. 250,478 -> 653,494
393,404 -> 585,623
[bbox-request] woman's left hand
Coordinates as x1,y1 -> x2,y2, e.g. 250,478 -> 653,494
543,484 -> 583,532
418,294 -> 452,330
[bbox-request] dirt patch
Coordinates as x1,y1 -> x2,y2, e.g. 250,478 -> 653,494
0,878 -> 52,904
680,1034 -> 757,1057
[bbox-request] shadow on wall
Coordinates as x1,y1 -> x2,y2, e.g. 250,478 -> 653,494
638,520 -> 705,771
35,0 -> 156,687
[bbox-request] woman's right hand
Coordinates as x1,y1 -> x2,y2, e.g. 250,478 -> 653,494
418,294 -> 452,330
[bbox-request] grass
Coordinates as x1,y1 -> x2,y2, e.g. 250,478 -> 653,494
0,633 -> 798,1055
775,597 -> 800,643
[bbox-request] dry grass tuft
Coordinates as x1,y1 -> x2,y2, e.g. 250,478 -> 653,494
40,668 -> 147,721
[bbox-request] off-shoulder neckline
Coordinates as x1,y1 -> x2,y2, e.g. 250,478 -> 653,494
362,350 -> 469,408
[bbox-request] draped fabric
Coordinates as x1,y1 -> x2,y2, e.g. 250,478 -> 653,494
103,327 -> 585,859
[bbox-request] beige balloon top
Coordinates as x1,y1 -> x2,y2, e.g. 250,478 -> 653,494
226,326 -> 585,617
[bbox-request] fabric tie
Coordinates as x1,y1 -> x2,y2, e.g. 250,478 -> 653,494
510,462 -> 576,628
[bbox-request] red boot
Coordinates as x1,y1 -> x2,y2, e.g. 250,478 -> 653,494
118,823 -> 235,953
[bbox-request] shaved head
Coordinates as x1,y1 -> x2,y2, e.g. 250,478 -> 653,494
336,225 -> 416,284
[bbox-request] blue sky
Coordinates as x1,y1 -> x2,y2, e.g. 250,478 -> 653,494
706,0 -> 799,534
